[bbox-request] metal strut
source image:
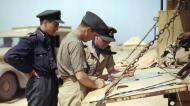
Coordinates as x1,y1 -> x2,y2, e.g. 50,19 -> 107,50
125,21 -> 158,60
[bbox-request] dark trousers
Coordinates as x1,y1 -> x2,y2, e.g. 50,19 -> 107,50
25,74 -> 58,106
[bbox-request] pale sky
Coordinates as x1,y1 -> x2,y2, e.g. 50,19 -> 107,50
0,0 -> 165,43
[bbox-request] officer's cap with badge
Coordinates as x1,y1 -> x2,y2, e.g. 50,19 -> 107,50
100,26 -> 117,42
98,27 -> 117,55
36,10 -> 64,24
82,11 -> 109,38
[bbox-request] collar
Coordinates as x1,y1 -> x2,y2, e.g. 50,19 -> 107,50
35,27 -> 50,43
71,30 -> 81,40
86,41 -> 99,59
92,41 -> 100,56
86,41 -> 106,63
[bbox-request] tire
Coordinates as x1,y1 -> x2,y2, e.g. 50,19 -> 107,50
0,72 -> 18,101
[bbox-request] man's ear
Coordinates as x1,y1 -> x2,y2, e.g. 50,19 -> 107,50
42,20 -> 49,26
95,36 -> 98,40
86,27 -> 92,32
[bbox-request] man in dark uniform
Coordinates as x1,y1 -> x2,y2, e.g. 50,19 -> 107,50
4,10 -> 64,106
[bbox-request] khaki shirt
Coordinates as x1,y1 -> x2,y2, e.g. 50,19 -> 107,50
57,31 -> 87,77
84,41 -> 115,76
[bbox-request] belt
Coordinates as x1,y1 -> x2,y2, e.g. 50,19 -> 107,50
61,75 -> 76,81
36,71 -> 56,76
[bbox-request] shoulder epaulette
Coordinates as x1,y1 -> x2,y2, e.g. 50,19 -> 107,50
28,32 -> 37,37
25,32 -> 38,45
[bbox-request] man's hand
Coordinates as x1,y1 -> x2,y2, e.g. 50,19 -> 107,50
29,69 -> 39,78
108,66 -> 120,74
176,32 -> 190,51
124,70 -> 135,77
123,68 -> 135,77
178,32 -> 190,39
108,67 -> 124,78
95,78 -> 105,88
99,75 -> 108,80
76,71 -> 105,89
176,32 -> 190,47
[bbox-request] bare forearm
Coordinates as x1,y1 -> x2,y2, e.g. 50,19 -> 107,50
75,71 -> 97,88
108,66 -> 119,74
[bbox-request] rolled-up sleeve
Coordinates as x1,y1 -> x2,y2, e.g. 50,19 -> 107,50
106,55 -> 115,69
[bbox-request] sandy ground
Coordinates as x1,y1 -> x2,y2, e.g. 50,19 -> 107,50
0,95 -> 168,106
0,45 -> 169,106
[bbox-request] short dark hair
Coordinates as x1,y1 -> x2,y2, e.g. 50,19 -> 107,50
80,20 -> 96,33
80,20 -> 90,27
39,18 -> 54,25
